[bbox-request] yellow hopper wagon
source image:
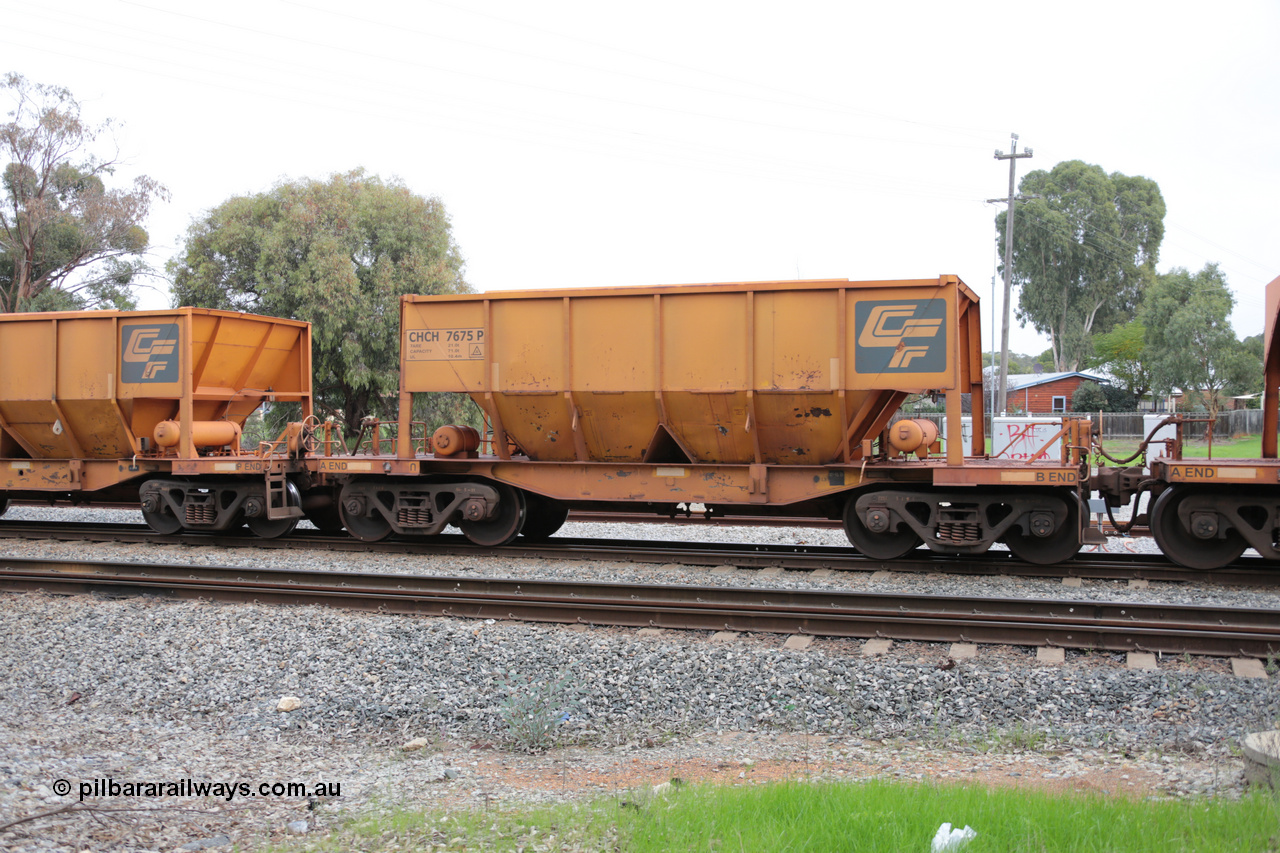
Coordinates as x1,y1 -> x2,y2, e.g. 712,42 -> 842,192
325,276 -> 1096,563
0,308 -> 314,537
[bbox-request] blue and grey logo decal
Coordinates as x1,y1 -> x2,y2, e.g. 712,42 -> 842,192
854,300 -> 946,373
121,323 -> 180,383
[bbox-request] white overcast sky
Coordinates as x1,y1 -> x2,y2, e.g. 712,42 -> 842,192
3,0 -> 1276,357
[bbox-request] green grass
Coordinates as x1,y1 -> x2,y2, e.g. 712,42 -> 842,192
277,799 -> 625,852
961,434 -> 1266,463
1180,434 -> 1263,458
623,780 -> 1280,853
1089,434 -> 1264,464
273,779 -> 1280,853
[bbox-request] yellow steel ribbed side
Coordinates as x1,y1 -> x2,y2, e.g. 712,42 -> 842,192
0,308 -> 311,462
400,277 -> 979,466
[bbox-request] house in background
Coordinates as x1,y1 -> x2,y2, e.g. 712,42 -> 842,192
1138,390 -> 1183,413
1172,389 -> 1259,412
998,371 -> 1110,415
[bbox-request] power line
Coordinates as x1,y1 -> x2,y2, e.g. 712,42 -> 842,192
415,0 -> 1004,143
0,13 -> 996,202
105,0 -> 993,155
278,0 -> 1002,148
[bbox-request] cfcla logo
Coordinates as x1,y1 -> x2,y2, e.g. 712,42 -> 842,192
854,300 -> 947,374
857,305 -> 943,346
889,345 -> 931,369
121,324 -> 180,383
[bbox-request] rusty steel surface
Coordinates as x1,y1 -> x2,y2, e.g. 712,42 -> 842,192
0,518 -> 1273,586
2,556 -> 1277,657
484,460 -> 866,507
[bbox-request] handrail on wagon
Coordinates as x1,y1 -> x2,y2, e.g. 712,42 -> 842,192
347,417 -> 432,457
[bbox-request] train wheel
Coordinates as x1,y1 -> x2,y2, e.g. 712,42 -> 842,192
1002,494 -> 1082,566
0,494 -> 8,517
142,505 -> 183,535
520,493 -> 569,541
843,494 -> 922,559
247,514 -> 299,539
1151,487 -> 1247,570
246,481 -> 301,539
460,482 -> 526,547
338,484 -> 394,543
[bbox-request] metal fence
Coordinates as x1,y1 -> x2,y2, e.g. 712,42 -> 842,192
1080,409 -> 1266,439
890,409 -> 1267,440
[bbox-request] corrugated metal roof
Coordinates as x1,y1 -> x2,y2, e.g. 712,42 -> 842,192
1002,371 -> 1109,390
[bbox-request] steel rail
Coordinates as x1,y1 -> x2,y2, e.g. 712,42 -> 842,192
2,557 -> 1277,657
0,519 -> 1273,586
566,511 -> 1152,537
7,503 -> 1152,536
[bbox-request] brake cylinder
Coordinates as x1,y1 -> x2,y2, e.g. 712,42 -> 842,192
432,424 -> 481,457
888,418 -> 939,458
153,420 -> 242,449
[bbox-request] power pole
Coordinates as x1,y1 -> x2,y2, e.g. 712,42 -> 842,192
989,133 -> 1033,416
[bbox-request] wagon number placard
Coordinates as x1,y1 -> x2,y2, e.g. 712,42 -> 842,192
406,328 -> 485,361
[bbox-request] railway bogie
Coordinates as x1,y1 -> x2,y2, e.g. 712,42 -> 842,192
336,478 -> 528,545
1140,484 -> 1280,569
844,486 -> 1083,565
138,477 -> 304,538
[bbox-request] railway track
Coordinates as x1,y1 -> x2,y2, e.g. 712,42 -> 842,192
0,519 -> 1272,586
567,511 -> 1153,538
8,503 -> 1155,536
1,556 -> 1276,657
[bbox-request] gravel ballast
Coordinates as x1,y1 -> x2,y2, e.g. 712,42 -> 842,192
1,507 -> 1278,851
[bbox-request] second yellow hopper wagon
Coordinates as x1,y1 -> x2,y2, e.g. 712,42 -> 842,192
0,307 -> 314,536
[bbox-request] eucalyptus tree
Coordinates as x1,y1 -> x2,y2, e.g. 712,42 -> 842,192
997,160 -> 1164,371
169,169 -> 471,434
1140,264 -> 1253,419
0,73 -> 167,312
1089,319 -> 1152,403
